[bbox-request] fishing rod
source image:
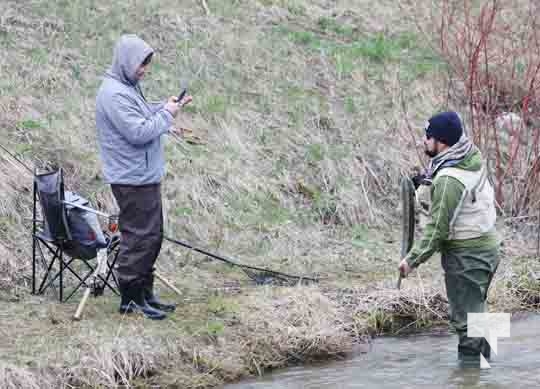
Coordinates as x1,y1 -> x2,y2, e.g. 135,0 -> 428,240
1,141 -> 319,285
165,133 -> 319,285
164,235 -> 319,284
0,142 -> 116,221
0,142 -> 33,174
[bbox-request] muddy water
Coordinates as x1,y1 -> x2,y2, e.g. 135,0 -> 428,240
225,315 -> 540,389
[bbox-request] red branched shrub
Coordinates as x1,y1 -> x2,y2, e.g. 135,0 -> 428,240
433,0 -> 540,216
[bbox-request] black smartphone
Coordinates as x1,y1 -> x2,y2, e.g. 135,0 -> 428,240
177,89 -> 187,103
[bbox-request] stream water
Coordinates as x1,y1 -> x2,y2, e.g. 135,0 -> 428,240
225,315 -> 540,388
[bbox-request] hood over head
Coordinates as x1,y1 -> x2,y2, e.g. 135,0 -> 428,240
106,34 -> 153,86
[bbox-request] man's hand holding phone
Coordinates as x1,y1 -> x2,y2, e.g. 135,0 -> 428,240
177,89 -> 193,107
164,90 -> 192,117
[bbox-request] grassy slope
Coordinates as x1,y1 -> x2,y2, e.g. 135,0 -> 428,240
1,0 -> 445,287
0,0 -> 538,387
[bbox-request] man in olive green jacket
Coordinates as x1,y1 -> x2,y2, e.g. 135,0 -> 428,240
399,111 -> 500,364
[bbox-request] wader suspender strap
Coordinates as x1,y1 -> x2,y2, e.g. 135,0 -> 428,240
471,165 -> 488,203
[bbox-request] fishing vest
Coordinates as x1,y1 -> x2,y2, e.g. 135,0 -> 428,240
415,184 -> 431,231
435,165 -> 496,240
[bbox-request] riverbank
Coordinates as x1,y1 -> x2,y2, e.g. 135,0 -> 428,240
1,225 -> 538,388
2,0 -> 540,387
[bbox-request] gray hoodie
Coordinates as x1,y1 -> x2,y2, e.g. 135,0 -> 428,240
95,34 -> 173,185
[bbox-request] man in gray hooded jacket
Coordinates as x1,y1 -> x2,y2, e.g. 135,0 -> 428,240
96,34 -> 191,320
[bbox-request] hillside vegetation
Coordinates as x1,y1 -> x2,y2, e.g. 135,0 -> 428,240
1,0 -> 539,387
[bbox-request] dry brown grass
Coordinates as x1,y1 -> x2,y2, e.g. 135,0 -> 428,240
0,285 -> 354,388
237,286 -> 351,373
1,0 -> 438,294
1,0 -> 540,387
0,362 -> 55,389
323,282 -> 449,337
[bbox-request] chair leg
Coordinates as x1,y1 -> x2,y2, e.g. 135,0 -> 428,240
32,181 -> 37,294
77,255 -> 119,297
42,256 -> 109,303
102,247 -> 120,295
108,250 -> 120,289
37,246 -> 60,294
64,256 -> 119,301
32,237 -> 36,295
38,257 -> 80,299
64,268 -> 95,302
97,274 -> 120,296
59,249 -> 64,302
37,240 -> 60,295
35,236 -> 122,303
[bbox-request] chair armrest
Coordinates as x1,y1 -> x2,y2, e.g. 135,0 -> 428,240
62,200 -> 111,219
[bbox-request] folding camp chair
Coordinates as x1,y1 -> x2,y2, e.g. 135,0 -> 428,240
31,168 -> 120,302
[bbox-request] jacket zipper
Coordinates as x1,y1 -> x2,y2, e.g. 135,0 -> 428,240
145,151 -> 148,169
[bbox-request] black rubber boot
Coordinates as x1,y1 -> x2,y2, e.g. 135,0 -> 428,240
118,279 -> 167,320
143,273 -> 176,313
457,344 -> 481,367
479,338 -> 491,360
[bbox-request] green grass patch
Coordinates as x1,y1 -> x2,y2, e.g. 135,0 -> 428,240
259,0 -> 306,15
351,223 -> 371,248
306,143 -> 325,163
14,143 -> 34,155
288,30 -> 322,47
224,190 -> 292,230
317,17 -> 355,38
304,144 -> 350,165
207,295 -> 239,315
211,0 -> 245,18
0,29 -> 14,48
18,119 -> 44,130
277,27 -> 444,78
205,320 -> 225,337
328,144 -> 351,160
312,190 -> 339,224
175,206 -> 193,217
205,95 -> 228,114
345,96 -> 356,113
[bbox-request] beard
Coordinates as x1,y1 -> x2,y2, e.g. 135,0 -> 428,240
424,147 -> 438,158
